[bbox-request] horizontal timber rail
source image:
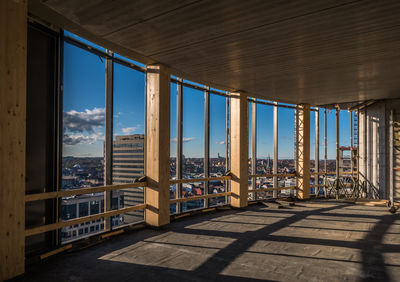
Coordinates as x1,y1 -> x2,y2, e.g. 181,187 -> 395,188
311,171 -> 358,175
25,182 -> 147,202
248,186 -> 297,193
310,184 -> 325,188
25,203 -> 147,237
170,176 -> 231,184
249,173 -> 295,178
170,192 -> 232,204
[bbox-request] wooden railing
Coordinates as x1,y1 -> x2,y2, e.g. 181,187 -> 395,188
170,192 -> 232,204
169,175 -> 231,184
25,182 -> 147,202
169,176 -> 231,204
248,186 -> 297,193
25,182 -> 147,237
25,170 -> 362,237
25,204 -> 147,237
311,171 -> 358,176
248,173 -> 296,178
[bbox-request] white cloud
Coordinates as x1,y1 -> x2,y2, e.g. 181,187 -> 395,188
183,137 -> 195,142
63,132 -> 103,146
63,108 -> 105,133
121,127 -> 138,134
216,141 -> 225,145
170,137 -> 195,143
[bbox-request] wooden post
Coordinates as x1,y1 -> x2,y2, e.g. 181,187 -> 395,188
145,65 -> 170,226
296,104 -> 311,199
0,0 -> 27,280
230,93 -> 248,207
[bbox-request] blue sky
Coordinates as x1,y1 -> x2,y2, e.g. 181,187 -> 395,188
62,40 -> 145,157
63,31 -> 353,160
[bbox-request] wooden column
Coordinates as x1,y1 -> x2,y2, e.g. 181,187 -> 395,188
0,0 -> 27,280
296,104 -> 311,199
145,65 -> 170,226
230,93 -> 248,207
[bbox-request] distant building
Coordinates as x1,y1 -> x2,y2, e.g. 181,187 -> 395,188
61,191 -> 124,242
61,135 -> 145,242
112,134 -> 145,224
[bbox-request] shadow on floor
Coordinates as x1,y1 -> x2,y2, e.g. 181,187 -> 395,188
13,201 -> 400,282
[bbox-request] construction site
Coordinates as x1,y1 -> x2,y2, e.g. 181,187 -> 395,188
1,1 -> 400,281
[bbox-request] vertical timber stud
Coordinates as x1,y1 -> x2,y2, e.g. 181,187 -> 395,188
0,0 -> 27,280
389,109 -> 394,208
350,111 -> 354,174
251,100 -> 257,199
273,102 -> 278,198
294,108 -> 299,197
226,95 -> 230,204
176,78 -> 183,213
230,93 -> 249,208
296,104 -> 311,199
145,65 -> 170,226
104,50 -> 113,230
324,108 -> 328,197
336,107 -> 340,199
315,109 -> 319,195
204,87 -> 210,208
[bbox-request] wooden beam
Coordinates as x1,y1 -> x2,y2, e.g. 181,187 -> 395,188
249,173 -> 295,178
170,192 -> 232,204
230,93 -> 248,207
25,204 -> 147,237
170,176 -> 230,184
39,244 -> 72,260
296,104 -> 311,199
0,0 -> 27,280
249,186 -> 297,193
145,65 -> 170,226
25,182 -> 147,202
311,171 -> 358,175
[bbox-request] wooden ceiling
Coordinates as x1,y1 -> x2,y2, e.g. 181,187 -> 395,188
31,0 -> 400,106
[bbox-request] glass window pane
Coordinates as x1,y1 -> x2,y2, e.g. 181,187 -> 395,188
182,85 -> 204,211
310,110 -> 316,170
64,30 -> 106,52
327,109 -> 337,172
114,53 -> 146,68
209,93 -> 227,206
255,103 -> 274,199
339,111 -> 351,174
278,107 -> 295,197
319,108 -> 325,172
112,62 -> 145,227
182,86 -> 204,179
61,41 -> 106,243
170,82 -> 177,179
278,108 -> 294,161
182,182 -> 204,212
248,102 -> 253,175
170,81 -> 178,214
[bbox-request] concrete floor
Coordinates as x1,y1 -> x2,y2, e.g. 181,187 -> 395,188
16,200 -> 400,281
